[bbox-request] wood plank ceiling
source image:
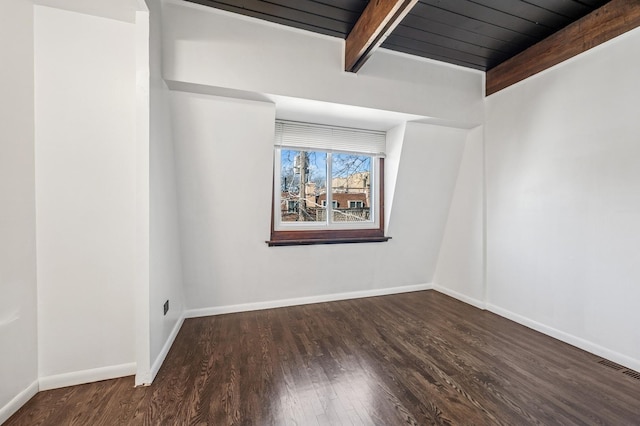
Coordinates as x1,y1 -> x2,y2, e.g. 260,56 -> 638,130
185,0 -> 610,72
186,0 -> 640,95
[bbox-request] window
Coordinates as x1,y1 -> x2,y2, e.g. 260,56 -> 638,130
268,121 -> 390,246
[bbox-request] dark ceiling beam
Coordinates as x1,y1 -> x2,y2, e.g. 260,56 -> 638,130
486,0 -> 640,96
345,0 -> 418,73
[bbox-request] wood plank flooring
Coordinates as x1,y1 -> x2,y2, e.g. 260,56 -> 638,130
7,290 -> 640,425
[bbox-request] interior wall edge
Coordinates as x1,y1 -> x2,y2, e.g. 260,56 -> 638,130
429,285 -> 640,373
432,284 -> 485,310
38,362 -> 137,392
0,380 -> 39,425
134,3 -> 151,389
149,313 -> 186,384
486,303 -> 640,372
184,283 -> 433,319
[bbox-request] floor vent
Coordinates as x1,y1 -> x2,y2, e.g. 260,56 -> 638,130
598,359 -> 640,381
622,370 -> 640,381
598,359 -> 625,370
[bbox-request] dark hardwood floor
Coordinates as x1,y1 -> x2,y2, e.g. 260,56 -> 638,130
7,290 -> 640,425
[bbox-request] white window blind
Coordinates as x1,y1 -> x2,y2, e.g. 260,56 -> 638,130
274,121 -> 386,155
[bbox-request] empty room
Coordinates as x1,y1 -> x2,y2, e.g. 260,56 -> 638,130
2,0 -> 640,424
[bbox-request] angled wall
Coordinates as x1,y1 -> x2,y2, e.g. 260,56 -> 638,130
170,91 -> 468,312
434,126 -> 485,307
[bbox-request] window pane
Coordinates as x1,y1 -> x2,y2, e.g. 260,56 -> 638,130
280,150 -> 327,222
331,153 -> 372,223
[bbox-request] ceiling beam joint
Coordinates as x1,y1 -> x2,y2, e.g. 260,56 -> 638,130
344,0 -> 418,73
486,0 -> 640,96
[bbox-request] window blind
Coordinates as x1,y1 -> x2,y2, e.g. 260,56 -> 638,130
274,121 -> 386,155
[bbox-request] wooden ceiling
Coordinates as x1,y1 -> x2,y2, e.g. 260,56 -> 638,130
391,0 -> 613,70
185,0 -> 610,71
185,0 -> 640,94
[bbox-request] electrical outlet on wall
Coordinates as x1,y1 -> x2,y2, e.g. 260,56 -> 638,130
163,300 -> 169,316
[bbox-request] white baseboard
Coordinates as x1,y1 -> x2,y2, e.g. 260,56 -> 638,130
39,362 -> 137,391
429,285 -> 640,372
432,284 -> 486,310
148,313 -> 185,384
486,303 -> 640,372
0,380 -> 38,424
186,283 -> 433,318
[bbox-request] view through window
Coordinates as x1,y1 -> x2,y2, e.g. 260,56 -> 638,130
279,150 -> 373,225
268,121 -> 389,246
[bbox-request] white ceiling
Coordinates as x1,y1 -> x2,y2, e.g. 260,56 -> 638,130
270,94 -> 426,132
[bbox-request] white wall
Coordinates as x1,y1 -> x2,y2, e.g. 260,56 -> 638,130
34,6 -> 138,386
0,1 -> 39,422
161,1 -> 484,128
34,0 -> 139,23
388,122 -> 469,282
158,0 -> 482,311
171,92 -> 468,311
485,28 -> 640,370
6,3 -> 637,419
134,3 -> 152,387
434,126 -> 485,307
147,0 -> 185,382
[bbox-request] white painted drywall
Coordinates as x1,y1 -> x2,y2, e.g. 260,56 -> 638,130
134,4 -> 151,386
485,28 -> 640,369
34,0 -> 139,23
384,123 -> 406,234
388,122 -> 469,280
171,91 -> 467,309
160,1 -> 483,127
0,1 -> 39,422
434,126 -> 485,307
34,6 -> 137,380
147,0 -> 185,380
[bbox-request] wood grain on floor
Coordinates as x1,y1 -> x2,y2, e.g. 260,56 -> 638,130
6,290 -> 640,425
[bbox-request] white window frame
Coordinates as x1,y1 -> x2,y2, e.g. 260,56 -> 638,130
348,200 -> 364,209
273,148 -> 381,231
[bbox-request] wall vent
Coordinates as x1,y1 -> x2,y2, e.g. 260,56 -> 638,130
598,359 -> 624,370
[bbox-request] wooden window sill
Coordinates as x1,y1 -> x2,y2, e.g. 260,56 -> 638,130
266,235 -> 391,247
